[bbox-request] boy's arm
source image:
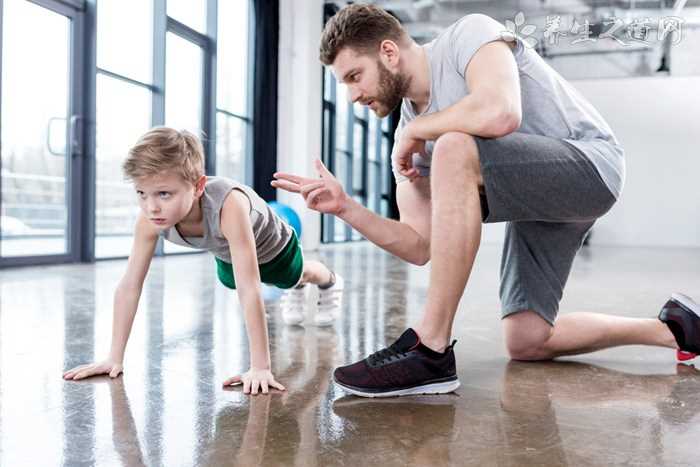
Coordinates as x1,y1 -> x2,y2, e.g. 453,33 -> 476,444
109,213 -> 159,362
219,189 -> 285,395
63,213 -> 158,380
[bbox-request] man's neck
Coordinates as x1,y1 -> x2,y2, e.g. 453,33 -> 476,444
403,43 -> 431,112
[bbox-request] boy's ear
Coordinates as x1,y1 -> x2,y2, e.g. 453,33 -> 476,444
195,175 -> 207,196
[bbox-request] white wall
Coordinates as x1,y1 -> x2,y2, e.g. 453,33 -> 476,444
277,0 -> 325,250
575,76 -> 700,248
482,76 -> 700,248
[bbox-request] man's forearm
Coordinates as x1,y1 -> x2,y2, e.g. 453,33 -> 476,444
410,94 -> 519,141
339,197 -> 429,265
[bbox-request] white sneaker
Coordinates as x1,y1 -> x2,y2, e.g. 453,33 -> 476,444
315,273 -> 344,327
280,285 -> 307,325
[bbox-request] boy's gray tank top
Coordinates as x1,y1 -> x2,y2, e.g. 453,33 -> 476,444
161,176 -> 293,264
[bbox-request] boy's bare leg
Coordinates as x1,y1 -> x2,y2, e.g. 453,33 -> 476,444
299,260 -> 333,287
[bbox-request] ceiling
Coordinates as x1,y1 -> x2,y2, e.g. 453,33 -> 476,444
327,0 -> 700,42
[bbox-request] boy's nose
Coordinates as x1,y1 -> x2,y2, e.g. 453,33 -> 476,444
147,200 -> 161,214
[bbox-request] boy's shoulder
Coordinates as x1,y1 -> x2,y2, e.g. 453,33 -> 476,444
206,175 -> 256,193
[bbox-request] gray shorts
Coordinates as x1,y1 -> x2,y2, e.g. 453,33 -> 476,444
474,132 -> 617,325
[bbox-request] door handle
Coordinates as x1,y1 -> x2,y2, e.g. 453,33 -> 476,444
70,114 -> 83,158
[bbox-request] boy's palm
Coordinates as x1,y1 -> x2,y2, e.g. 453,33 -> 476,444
223,368 -> 286,395
63,359 -> 123,380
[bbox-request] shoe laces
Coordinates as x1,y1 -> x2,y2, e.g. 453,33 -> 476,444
367,343 -> 407,366
281,287 -> 306,304
318,287 -> 341,307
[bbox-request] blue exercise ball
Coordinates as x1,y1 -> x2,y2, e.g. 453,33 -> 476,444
262,283 -> 284,301
269,201 -> 302,238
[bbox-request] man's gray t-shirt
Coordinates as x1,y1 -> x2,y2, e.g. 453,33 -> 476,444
391,14 -> 625,199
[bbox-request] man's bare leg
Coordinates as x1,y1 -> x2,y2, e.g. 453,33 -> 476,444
504,310 -> 678,361
413,132 -> 484,352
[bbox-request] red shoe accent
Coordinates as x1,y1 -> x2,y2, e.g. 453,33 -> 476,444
677,350 -> 697,361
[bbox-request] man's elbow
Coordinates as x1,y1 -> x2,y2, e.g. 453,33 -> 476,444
410,245 -> 431,266
486,110 -> 521,138
413,255 -> 430,266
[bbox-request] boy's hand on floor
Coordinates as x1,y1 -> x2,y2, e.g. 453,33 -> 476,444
63,359 -> 124,380
223,368 -> 286,395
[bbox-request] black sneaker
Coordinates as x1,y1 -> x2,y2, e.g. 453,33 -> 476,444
332,328 -> 460,397
659,293 -> 700,361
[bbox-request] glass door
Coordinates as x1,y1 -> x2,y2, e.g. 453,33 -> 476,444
0,0 -> 85,265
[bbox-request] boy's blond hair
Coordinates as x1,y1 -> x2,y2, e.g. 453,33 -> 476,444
123,127 -> 205,184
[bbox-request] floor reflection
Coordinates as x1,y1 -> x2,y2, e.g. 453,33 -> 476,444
1,243 -> 699,466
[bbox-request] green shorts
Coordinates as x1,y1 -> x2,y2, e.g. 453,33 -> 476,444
215,232 -> 304,290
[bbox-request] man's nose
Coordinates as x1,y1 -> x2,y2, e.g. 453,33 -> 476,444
349,87 -> 362,103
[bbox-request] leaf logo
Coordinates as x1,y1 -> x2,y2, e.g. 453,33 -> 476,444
502,12 -> 539,49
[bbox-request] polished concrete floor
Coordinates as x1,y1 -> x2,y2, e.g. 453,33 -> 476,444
1,242 -> 700,466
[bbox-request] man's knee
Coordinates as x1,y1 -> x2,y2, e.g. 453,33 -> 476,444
432,132 -> 482,182
503,310 -> 554,361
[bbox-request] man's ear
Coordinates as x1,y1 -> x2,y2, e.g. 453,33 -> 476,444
379,39 -> 401,67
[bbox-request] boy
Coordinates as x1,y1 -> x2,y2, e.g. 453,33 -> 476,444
63,127 -> 343,394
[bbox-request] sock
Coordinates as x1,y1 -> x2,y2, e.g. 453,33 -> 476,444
318,271 -> 336,290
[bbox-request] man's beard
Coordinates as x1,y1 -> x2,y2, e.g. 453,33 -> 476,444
372,60 -> 411,118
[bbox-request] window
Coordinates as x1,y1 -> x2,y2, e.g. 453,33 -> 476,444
321,68 -> 394,243
167,0 -> 207,34
94,0 -> 154,258
214,0 -> 252,183
95,76 -> 152,258
162,0 -> 252,255
0,0 -> 256,264
164,32 -> 204,135
1,0 -> 71,258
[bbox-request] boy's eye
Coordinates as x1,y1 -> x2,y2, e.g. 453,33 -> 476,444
159,191 -> 171,198
136,191 -> 145,198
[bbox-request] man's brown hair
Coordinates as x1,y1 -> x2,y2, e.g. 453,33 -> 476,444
123,127 -> 204,184
320,4 -> 407,65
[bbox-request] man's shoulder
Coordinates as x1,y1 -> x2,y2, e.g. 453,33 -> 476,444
452,13 -> 500,28
438,13 -> 504,41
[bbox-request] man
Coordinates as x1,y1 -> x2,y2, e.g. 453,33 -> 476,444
272,4 -> 700,397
